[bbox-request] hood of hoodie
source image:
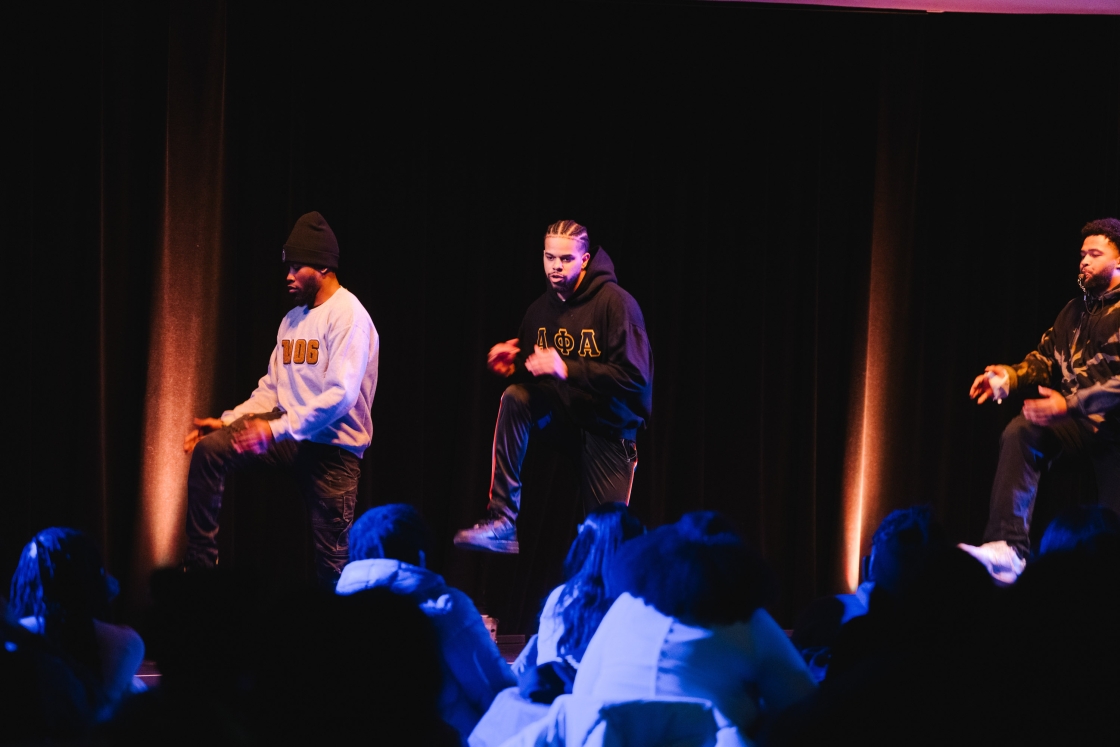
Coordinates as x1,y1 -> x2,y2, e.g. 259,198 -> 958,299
547,246 -> 618,308
336,558 -> 448,599
1085,281 -> 1120,311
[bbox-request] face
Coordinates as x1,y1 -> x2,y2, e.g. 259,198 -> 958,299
543,236 -> 589,295
287,263 -> 323,307
1079,235 -> 1120,294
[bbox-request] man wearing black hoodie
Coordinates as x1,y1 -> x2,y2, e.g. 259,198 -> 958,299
454,220 -> 654,553
962,218 -> 1120,583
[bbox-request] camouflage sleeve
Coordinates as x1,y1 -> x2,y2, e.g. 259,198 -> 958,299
1066,377 -> 1120,418
1005,327 -> 1057,391
1067,322 -> 1120,417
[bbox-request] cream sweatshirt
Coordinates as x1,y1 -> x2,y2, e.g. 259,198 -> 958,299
222,287 -> 379,457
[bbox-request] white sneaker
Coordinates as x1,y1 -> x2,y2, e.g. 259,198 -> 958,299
958,541 -> 1026,586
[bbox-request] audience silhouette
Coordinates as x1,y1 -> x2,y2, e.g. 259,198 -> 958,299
7,528 -> 143,727
3,505 -> 1116,745
337,503 -> 514,741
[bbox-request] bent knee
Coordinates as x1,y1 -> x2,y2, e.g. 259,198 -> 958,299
192,429 -> 232,462
501,384 -> 532,409
1000,414 -> 1045,445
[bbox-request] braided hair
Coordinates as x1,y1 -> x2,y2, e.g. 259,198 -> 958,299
545,219 -> 591,253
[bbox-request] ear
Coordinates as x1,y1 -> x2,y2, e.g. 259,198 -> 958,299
581,250 -> 591,269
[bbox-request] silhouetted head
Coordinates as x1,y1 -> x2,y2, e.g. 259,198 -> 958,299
8,528 -> 116,630
868,506 -> 945,597
349,504 -> 431,567
1039,505 -> 1120,556
609,511 -> 776,627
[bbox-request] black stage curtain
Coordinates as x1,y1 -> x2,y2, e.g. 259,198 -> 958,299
9,1 -> 1118,633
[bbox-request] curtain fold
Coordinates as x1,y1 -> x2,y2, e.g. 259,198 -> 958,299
132,0 -> 228,599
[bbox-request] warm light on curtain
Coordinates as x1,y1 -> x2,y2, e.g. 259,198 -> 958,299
134,1 -> 227,579
843,269 -> 893,591
841,26 -> 923,591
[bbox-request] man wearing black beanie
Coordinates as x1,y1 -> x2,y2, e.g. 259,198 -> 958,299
181,211 -> 380,587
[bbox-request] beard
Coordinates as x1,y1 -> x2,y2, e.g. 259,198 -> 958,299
1080,269 -> 1114,295
290,276 -> 321,308
549,272 -> 580,295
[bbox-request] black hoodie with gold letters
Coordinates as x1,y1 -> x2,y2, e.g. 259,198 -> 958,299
511,247 -> 653,440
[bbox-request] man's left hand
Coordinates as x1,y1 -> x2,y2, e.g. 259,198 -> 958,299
525,347 -> 568,380
231,417 -> 276,454
1022,386 -> 1069,426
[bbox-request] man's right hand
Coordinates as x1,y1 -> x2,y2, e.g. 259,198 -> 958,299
184,417 -> 224,454
487,338 -> 521,377
969,366 -> 1004,404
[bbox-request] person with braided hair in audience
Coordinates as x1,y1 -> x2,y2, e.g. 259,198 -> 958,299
455,220 -> 654,554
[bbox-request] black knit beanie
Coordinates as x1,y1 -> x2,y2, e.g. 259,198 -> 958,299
282,211 -> 339,270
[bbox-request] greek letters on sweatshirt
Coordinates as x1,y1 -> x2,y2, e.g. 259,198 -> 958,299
222,287 -> 379,457
514,247 -> 654,440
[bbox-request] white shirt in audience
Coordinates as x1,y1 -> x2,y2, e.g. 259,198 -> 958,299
572,592 -> 816,731
536,585 -> 565,666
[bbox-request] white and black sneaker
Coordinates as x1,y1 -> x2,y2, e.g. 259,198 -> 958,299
453,513 -> 519,554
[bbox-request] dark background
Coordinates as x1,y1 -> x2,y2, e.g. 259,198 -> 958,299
9,1 -> 1118,633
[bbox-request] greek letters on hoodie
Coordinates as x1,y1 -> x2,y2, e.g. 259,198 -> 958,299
222,287 -> 380,457
514,248 -> 654,440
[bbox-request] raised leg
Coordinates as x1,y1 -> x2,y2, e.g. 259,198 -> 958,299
184,422 -> 258,569
487,384 -> 555,521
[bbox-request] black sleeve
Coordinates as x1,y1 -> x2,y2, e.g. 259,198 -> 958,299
562,296 -> 654,420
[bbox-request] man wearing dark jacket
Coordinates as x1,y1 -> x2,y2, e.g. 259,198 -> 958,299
962,218 -> 1120,583
454,220 -> 654,553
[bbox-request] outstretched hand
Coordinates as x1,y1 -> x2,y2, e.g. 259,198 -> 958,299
1022,386 -> 1069,426
487,338 -> 521,377
184,417 -> 224,454
969,366 -> 1003,404
525,346 -> 568,380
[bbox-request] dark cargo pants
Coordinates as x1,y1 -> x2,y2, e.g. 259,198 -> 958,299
184,414 -> 360,587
